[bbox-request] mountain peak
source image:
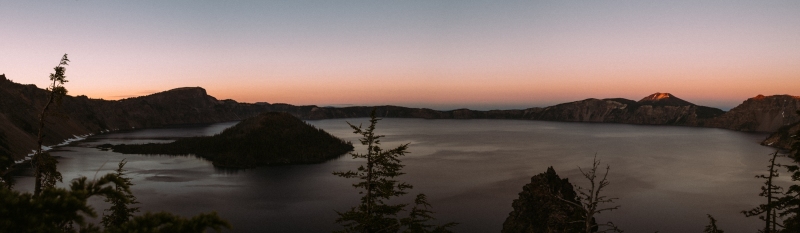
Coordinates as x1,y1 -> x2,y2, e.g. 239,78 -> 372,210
638,93 -> 694,106
641,92 -> 674,101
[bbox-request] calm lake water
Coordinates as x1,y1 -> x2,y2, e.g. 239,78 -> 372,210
12,118 -> 788,233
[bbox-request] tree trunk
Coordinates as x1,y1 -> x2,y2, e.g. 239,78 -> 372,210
33,79 -> 57,196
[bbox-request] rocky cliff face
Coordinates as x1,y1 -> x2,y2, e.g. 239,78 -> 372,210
707,95 -> 800,132
502,167 -> 590,233
524,94 -> 724,126
761,110 -> 800,150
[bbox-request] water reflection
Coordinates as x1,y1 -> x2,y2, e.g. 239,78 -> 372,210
10,118 -> 784,233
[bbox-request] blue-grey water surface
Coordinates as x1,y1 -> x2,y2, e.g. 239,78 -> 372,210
12,118 -> 787,233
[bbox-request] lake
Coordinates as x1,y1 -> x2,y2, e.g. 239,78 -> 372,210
12,118 -> 787,233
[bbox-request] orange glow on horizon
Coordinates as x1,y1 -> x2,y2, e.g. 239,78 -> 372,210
3,1 -> 798,110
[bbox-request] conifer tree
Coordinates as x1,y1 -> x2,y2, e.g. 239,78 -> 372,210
102,159 -> 140,229
334,109 -> 454,233
0,172 -> 131,232
0,172 -> 230,233
776,111 -> 800,232
32,53 -> 70,196
400,194 -> 457,233
0,54 -> 231,233
743,151 -> 784,233
703,214 -> 724,233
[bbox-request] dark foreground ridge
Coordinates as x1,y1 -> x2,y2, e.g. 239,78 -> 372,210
107,112 -> 353,168
2,73 -> 799,160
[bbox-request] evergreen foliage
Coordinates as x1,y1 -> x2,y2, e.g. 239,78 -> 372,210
110,112 -> 353,168
736,110 -> 800,233
333,109 -> 454,233
102,159 -> 140,229
0,132 -> 13,189
742,151 -> 784,233
33,54 -> 70,196
0,161 -> 230,233
400,194 -> 457,233
703,215 -> 724,233
502,167 -> 592,233
1,172 -> 128,232
0,55 -> 230,233
775,110 -> 800,232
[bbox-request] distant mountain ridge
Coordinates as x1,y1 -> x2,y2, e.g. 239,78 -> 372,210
522,94 -> 725,126
1,73 -> 798,160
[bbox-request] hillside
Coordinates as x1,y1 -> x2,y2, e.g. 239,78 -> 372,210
761,110 -> 800,150
707,95 -> 800,132
108,112 -> 354,168
0,74 -> 271,160
2,73 -> 799,160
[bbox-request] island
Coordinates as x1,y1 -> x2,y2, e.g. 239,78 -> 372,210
106,112 -> 354,168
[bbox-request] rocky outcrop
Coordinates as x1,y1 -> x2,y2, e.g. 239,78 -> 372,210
502,167 -> 590,233
708,95 -> 800,132
761,113 -> 800,150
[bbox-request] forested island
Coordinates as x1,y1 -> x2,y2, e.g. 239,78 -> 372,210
106,112 -> 353,168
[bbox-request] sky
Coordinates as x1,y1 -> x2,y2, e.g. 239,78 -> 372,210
1,1 -> 799,110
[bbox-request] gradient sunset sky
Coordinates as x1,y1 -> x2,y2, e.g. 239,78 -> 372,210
2,1 -> 798,110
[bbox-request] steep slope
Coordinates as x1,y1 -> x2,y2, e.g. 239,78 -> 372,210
109,112 -> 354,168
0,74 -> 271,160
760,108 -> 800,150
708,95 -> 800,132
761,120 -> 799,150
